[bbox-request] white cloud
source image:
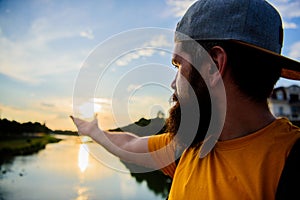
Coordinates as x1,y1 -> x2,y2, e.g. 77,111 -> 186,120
80,29 -> 94,40
288,41 -> 300,59
115,48 -> 155,66
166,0 -> 196,17
0,39 -> 83,83
29,16 -> 78,46
144,34 -> 173,47
0,3 -> 95,84
115,35 -> 172,67
268,0 -> 300,29
92,98 -> 111,105
269,0 -> 300,19
0,20 -> 87,83
283,21 -> 298,29
127,84 -> 142,92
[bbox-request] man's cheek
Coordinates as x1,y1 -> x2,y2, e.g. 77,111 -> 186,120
176,74 -> 191,101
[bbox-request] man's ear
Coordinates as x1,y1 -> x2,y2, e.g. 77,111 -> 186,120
208,46 -> 227,86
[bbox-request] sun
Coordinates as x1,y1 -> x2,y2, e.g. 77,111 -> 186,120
78,99 -> 102,119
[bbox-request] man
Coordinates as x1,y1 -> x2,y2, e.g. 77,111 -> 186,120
71,0 -> 300,199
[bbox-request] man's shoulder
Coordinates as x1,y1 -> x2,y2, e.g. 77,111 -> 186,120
271,117 -> 300,137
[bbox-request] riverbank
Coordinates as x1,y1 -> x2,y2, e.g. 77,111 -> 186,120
0,135 -> 62,163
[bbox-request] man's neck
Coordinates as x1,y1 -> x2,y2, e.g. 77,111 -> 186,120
219,95 -> 275,141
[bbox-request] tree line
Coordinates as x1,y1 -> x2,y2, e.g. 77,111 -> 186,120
0,118 -> 77,136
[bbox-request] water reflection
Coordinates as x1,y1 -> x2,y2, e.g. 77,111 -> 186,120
0,136 -> 164,200
78,144 -> 89,173
75,186 -> 89,200
123,162 -> 172,198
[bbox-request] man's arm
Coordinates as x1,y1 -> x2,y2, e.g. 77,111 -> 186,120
70,116 -> 157,169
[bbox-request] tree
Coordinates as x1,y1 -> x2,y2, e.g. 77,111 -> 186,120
157,110 -> 165,119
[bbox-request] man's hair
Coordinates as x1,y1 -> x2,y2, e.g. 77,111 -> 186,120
181,40 -> 282,102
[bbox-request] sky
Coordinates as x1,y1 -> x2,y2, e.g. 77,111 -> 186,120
0,0 -> 300,131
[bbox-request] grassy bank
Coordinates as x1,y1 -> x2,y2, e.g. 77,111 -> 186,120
0,135 -> 61,157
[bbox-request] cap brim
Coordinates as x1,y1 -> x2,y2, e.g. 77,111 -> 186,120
232,40 -> 300,80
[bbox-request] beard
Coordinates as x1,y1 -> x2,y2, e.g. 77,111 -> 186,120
166,68 -> 212,149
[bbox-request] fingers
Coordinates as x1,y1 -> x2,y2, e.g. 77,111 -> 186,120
69,115 -> 99,130
69,116 -> 86,130
70,115 -> 97,125
69,116 -> 86,135
70,115 -> 79,124
69,115 -> 101,137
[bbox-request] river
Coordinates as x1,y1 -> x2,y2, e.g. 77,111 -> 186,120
0,135 -> 167,200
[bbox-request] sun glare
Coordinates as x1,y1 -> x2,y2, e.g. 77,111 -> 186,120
78,144 -> 89,173
78,99 -> 102,119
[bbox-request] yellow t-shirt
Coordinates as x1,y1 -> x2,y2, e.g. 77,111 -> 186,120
148,118 -> 300,200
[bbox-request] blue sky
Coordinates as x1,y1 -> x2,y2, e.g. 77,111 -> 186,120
0,0 -> 300,131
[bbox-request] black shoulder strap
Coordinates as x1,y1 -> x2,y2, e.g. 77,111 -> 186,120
276,138 -> 300,200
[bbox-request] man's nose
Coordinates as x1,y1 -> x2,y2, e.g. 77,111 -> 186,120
171,72 -> 178,90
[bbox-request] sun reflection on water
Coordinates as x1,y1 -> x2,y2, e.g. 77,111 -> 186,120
78,144 -> 89,173
75,186 -> 89,200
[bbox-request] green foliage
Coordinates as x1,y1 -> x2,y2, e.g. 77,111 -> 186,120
0,135 -> 61,156
0,118 -> 51,135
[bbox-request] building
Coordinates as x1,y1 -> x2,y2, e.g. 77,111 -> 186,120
269,85 -> 300,122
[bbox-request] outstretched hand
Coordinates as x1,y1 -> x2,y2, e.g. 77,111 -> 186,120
70,115 -> 101,138
70,115 -> 154,168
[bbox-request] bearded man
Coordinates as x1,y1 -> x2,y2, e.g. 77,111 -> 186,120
71,0 -> 300,199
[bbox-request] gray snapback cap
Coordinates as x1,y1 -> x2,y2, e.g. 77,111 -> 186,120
175,0 -> 300,80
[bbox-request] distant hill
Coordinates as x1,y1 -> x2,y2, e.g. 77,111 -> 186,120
52,130 -> 78,136
109,117 -> 167,137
